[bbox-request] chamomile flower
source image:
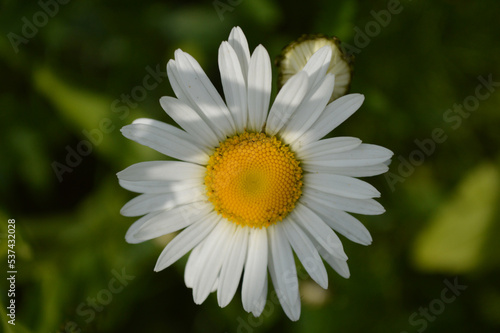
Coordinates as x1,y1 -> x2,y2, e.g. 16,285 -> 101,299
277,34 -> 353,101
118,26 -> 392,321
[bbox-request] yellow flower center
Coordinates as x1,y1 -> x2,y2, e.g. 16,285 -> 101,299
205,132 -> 303,228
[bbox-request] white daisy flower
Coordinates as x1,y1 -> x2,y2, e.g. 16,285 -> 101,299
118,26 -> 393,321
277,34 -> 354,102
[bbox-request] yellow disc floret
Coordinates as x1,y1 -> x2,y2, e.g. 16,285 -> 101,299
205,132 -> 303,228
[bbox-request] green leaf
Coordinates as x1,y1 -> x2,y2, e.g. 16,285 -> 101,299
32,66 -> 161,169
33,66 -> 110,130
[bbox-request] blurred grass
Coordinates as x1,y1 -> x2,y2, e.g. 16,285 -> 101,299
1,0 -> 500,332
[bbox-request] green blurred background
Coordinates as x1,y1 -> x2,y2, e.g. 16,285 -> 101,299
1,0 -> 500,332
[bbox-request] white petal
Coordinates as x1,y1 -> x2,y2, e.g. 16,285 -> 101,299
124,211 -> 153,244
317,163 -> 389,177
217,226 -> 249,307
301,45 -> 332,90
295,137 -> 362,160
185,241 -> 205,288
251,274 -> 268,317
228,26 -> 251,82
123,211 -> 166,241
193,221 -> 236,304
174,50 -> 236,137
186,256 -> 219,293
125,201 -> 209,244
159,96 -> 219,148
167,60 -> 195,111
265,71 -> 309,137
120,186 -> 205,217
304,173 -> 380,199
283,218 -> 328,289
294,94 -> 364,146
211,277 -> 219,293
219,42 -> 248,133
121,119 -> 209,165
247,45 -> 271,132
118,178 -> 200,194
281,74 -> 335,145
302,197 -> 372,245
242,227 -> 268,313
315,241 -> 351,279
303,187 -> 385,215
302,144 -> 394,168
268,224 -> 301,321
167,60 -> 226,140
117,161 -> 205,182
117,160 -> 204,193
127,202 -> 213,243
154,213 -> 221,272
268,263 -> 298,321
292,203 -> 347,260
